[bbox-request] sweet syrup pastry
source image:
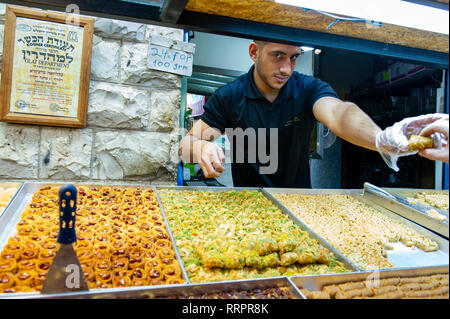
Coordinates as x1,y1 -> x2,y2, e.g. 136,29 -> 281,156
408,135 -> 433,152
301,273 -> 449,299
164,287 -> 297,299
407,191 -> 449,211
0,185 -> 184,293
158,189 -> 349,283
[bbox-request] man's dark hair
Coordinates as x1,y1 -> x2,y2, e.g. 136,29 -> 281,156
253,40 -> 267,48
253,40 -> 303,51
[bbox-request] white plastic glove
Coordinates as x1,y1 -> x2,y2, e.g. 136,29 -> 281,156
418,118 -> 449,163
375,113 -> 449,171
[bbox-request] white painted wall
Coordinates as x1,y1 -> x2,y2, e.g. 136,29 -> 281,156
191,32 -> 253,73
191,32 -> 314,75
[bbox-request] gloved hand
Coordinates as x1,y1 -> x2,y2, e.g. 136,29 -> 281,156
418,118 -> 449,163
375,113 -> 449,171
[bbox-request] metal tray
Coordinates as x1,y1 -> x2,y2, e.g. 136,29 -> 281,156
155,186 -> 360,275
264,187 -> 449,270
0,182 -> 23,218
290,265 -> 449,299
0,182 -> 189,298
8,276 -> 303,299
363,183 -> 448,238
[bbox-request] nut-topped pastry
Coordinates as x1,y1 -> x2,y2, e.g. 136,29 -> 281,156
0,185 -> 184,293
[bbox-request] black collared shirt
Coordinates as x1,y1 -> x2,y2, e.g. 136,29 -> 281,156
201,65 -> 337,188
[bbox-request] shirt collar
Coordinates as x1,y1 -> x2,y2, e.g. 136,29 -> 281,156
244,65 -> 264,99
244,64 -> 297,101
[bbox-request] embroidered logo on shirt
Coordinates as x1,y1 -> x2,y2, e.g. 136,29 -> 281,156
285,116 -> 301,127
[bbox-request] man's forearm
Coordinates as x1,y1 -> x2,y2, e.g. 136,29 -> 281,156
179,134 -> 204,163
179,132 -> 226,178
179,120 -> 223,164
332,102 -> 381,152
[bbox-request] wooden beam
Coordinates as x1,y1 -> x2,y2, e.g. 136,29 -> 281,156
403,0 -> 449,10
178,11 -> 448,68
185,0 -> 448,53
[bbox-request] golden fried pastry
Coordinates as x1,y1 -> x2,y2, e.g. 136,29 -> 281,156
303,273 -> 449,299
408,135 -> 433,152
0,272 -> 14,290
0,257 -> 17,273
17,259 -> 37,272
311,290 -> 330,299
0,185 -> 185,293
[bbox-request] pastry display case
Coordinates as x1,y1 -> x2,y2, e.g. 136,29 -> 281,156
265,188 -> 449,271
0,183 -> 448,299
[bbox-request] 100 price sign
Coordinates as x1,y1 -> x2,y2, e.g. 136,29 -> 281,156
147,44 -> 193,76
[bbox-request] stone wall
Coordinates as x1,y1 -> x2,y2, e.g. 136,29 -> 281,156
0,4 -> 183,185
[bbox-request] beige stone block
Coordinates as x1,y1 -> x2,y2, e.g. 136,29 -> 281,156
0,123 -> 39,179
120,41 -> 181,88
39,128 -> 92,179
90,37 -> 121,81
149,89 -> 180,132
93,130 -> 176,181
88,81 -> 150,129
94,18 -> 146,42
146,25 -> 184,41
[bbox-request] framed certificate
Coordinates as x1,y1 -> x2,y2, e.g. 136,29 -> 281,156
0,5 -> 94,128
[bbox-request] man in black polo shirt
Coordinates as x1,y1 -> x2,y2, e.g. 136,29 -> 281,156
179,40 -> 433,188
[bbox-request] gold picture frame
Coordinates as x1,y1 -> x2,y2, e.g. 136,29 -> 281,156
0,5 -> 94,128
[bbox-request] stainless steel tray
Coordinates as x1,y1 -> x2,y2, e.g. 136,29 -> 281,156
0,182 -> 23,218
290,265 -> 449,299
9,276 -> 302,299
0,182 -> 190,298
264,187 -> 449,270
364,183 -> 449,238
156,186 -> 360,275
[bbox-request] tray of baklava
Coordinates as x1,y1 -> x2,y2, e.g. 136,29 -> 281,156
155,186 -> 360,285
363,183 -> 449,238
13,276 -> 302,299
264,188 -> 449,272
292,265 -> 449,299
0,182 -> 188,297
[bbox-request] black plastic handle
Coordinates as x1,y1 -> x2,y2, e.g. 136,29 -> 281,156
58,184 -> 78,244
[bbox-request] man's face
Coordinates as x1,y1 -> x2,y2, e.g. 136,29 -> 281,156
251,42 -> 301,91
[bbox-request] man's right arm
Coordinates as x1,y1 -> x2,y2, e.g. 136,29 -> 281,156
179,119 -> 226,178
